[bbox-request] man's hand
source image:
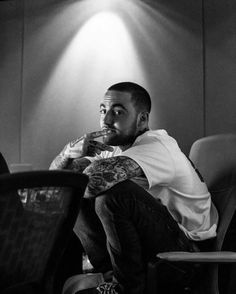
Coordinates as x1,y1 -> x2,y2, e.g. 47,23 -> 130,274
49,130 -> 114,170
64,130 -> 114,159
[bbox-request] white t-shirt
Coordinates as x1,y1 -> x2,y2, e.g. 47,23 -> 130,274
86,130 -> 218,241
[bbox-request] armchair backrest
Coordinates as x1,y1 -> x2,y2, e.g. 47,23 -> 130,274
0,152 -> 9,174
189,133 -> 236,251
0,170 -> 88,293
189,133 -> 236,190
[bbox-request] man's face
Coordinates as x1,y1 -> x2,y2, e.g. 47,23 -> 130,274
99,90 -> 139,148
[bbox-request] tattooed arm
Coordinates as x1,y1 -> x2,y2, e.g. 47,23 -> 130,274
49,147 -> 91,173
83,156 -> 144,198
67,157 -> 91,173
49,146 -> 70,170
49,130 -> 113,170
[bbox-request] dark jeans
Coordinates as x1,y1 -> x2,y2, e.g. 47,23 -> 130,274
73,180 -> 197,294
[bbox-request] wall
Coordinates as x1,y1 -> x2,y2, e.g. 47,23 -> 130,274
0,0 -> 235,170
0,1 -> 23,166
205,0 -> 236,135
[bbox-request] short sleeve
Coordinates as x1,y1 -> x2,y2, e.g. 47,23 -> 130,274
121,135 -> 175,188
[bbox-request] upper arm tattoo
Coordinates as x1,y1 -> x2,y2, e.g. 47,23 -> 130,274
83,156 -> 144,198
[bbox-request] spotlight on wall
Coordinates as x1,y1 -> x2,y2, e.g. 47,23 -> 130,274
42,8 -> 145,105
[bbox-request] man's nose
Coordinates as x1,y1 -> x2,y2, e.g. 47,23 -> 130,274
103,110 -> 113,125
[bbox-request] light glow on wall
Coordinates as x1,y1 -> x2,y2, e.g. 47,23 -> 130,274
41,6 -> 147,115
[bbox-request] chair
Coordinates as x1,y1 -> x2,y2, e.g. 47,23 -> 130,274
0,152 -> 10,174
147,133 -> 236,294
0,170 -> 88,294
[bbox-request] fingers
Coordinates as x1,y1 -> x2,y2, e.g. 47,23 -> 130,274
88,129 -> 113,139
66,130 -> 114,158
73,129 -> 112,145
68,130 -> 106,149
69,137 -> 83,148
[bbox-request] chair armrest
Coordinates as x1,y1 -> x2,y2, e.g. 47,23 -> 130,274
157,251 -> 236,263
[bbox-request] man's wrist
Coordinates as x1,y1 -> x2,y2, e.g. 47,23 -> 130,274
50,152 -> 70,170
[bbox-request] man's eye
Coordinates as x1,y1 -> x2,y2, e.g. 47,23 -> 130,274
100,109 -> 106,114
114,110 -> 123,115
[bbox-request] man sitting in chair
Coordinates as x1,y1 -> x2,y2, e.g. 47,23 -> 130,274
50,82 -> 218,294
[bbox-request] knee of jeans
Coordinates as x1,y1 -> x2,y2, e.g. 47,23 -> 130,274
94,182 -> 129,217
95,192 -> 115,219
95,180 -> 141,218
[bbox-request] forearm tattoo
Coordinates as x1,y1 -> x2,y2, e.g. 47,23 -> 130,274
49,148 -> 90,172
83,156 -> 144,198
68,158 -> 91,173
49,149 -> 69,170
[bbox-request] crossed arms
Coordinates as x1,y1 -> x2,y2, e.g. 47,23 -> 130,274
50,131 -> 144,198
51,155 -> 144,198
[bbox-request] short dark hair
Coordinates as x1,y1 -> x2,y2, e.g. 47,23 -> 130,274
107,82 -> 151,113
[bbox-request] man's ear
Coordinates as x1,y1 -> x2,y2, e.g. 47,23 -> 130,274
137,112 -> 149,129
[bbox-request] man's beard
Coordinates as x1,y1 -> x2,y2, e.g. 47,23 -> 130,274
102,121 -> 138,147
103,131 -> 137,147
